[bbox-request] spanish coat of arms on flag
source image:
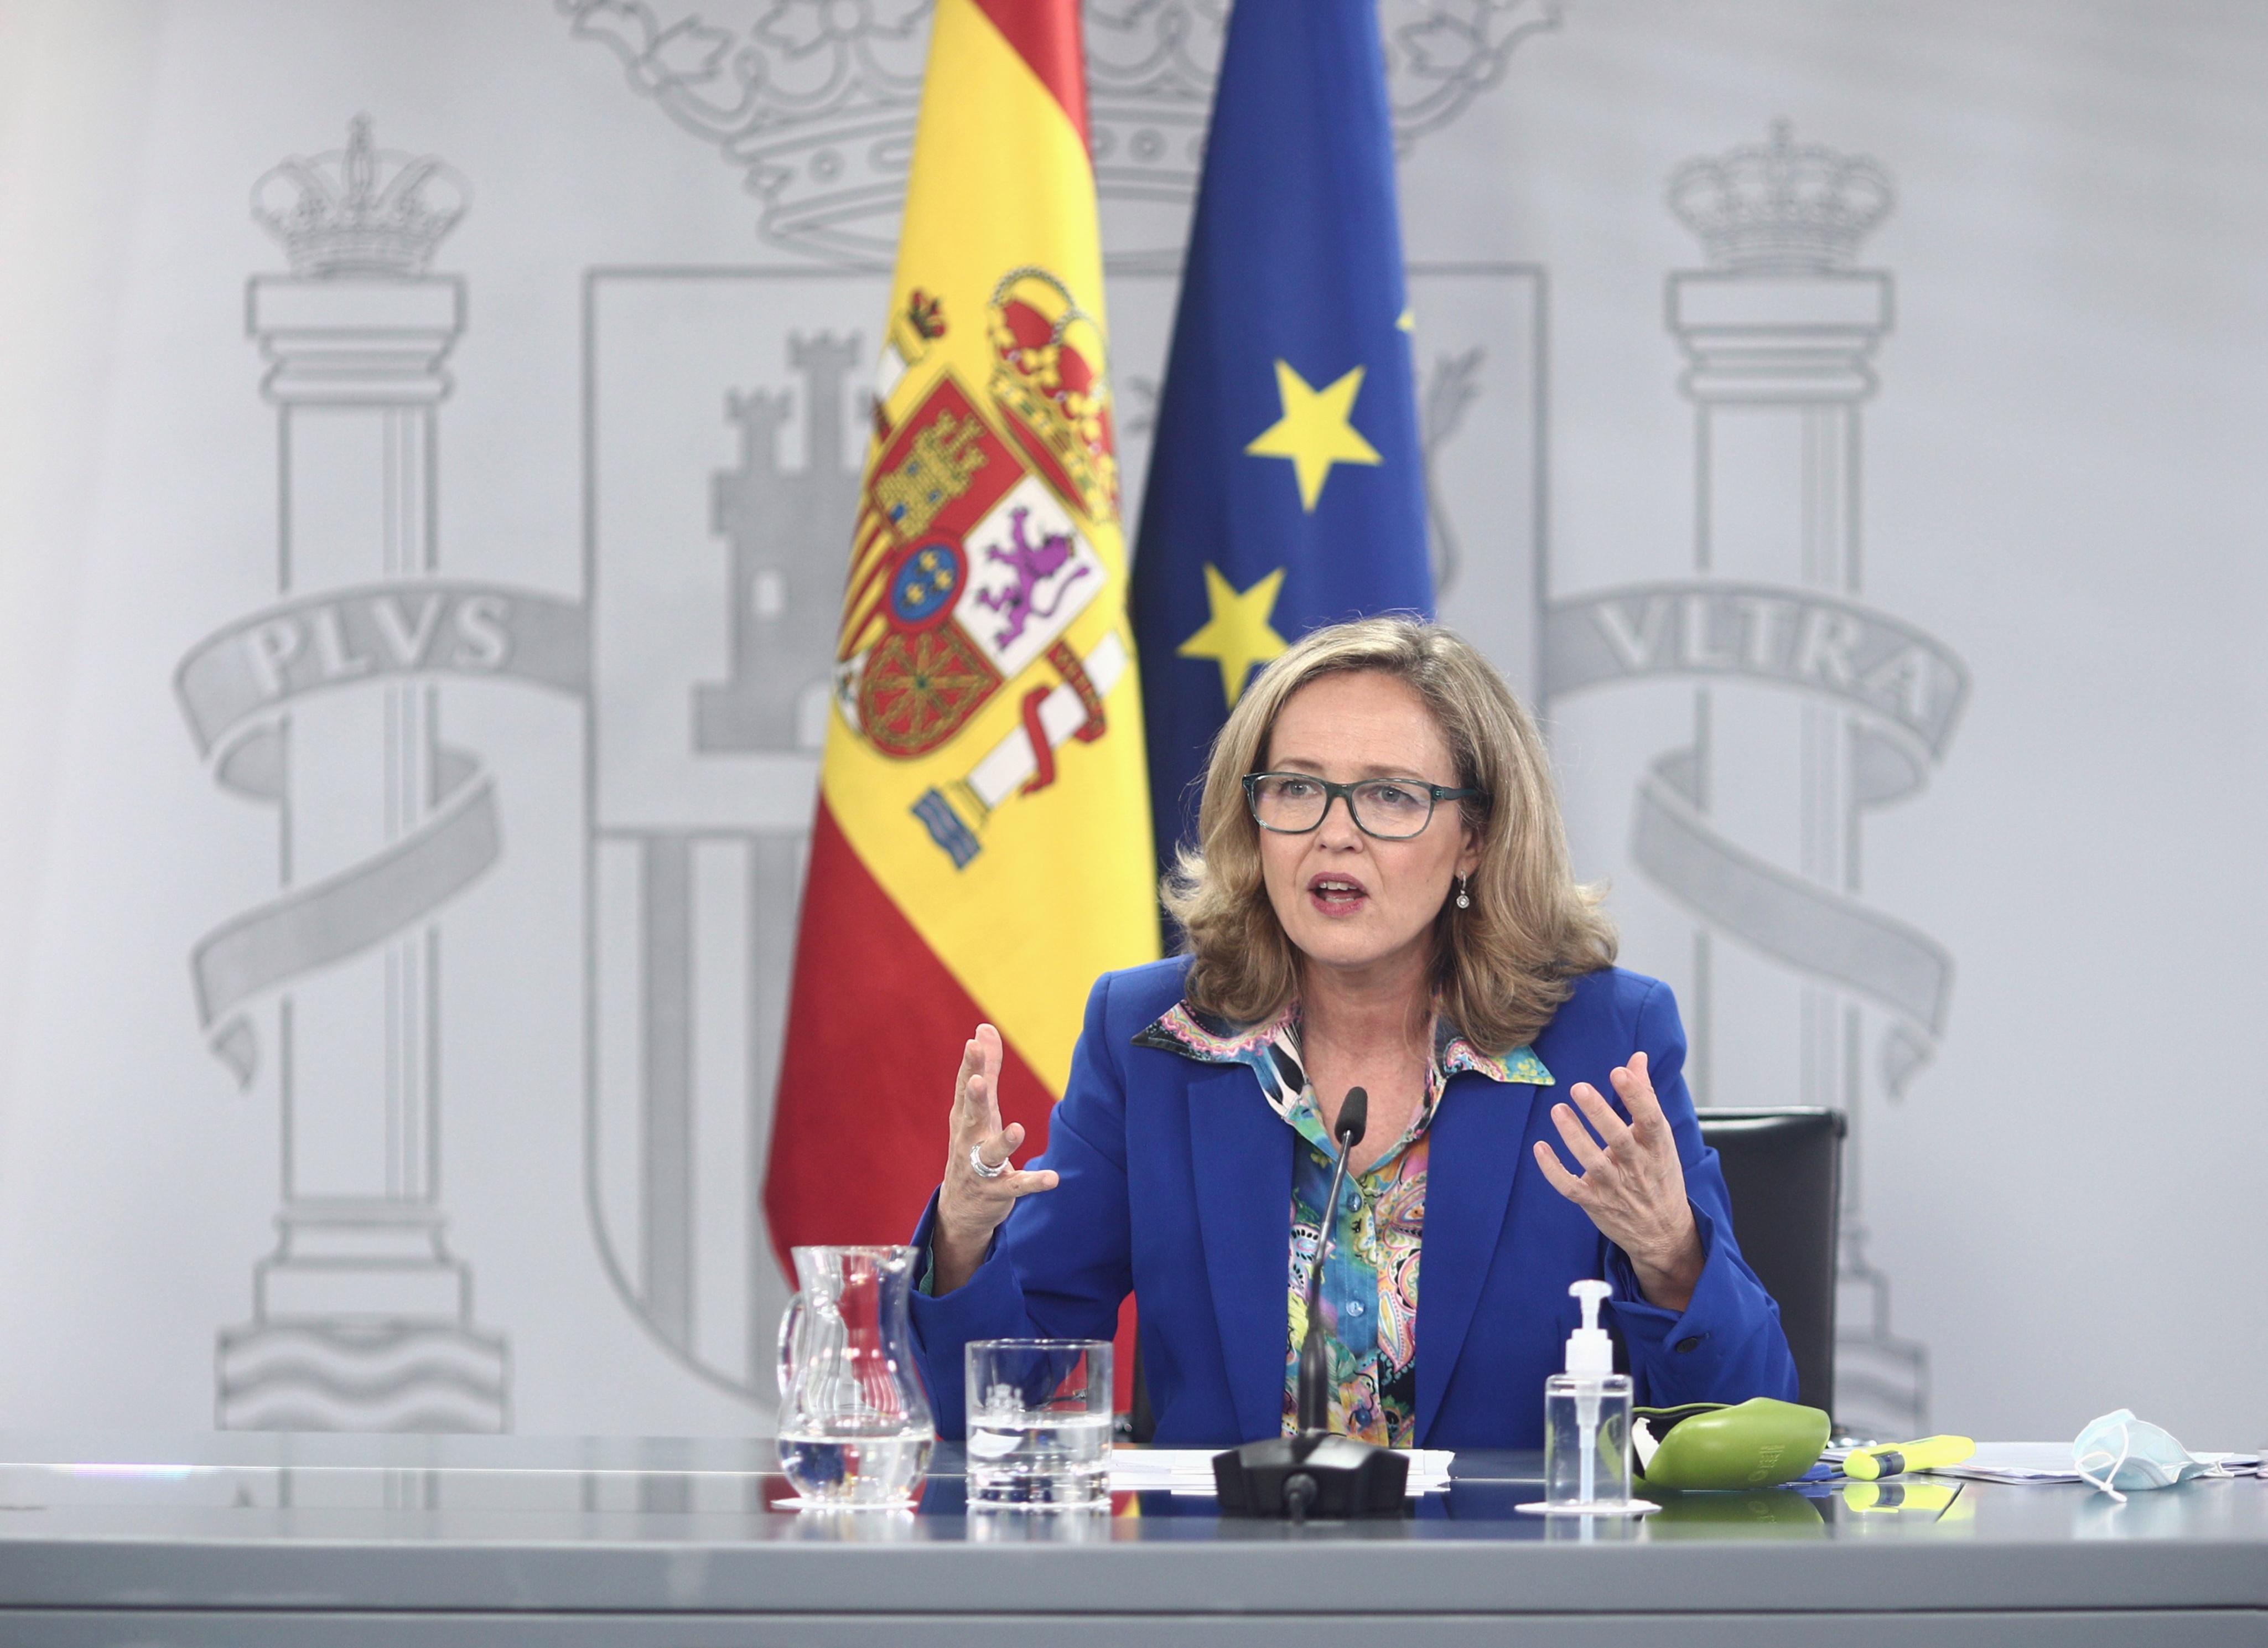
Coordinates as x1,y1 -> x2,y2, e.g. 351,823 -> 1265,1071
765,0 -> 1159,1264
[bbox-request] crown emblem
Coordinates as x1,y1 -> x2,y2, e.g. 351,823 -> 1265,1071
560,0 -> 1558,264
987,268 -> 1119,520
253,116 -> 469,277
1669,120 -> 1893,273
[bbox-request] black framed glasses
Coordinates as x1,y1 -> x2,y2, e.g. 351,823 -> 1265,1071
1242,773 -> 1486,841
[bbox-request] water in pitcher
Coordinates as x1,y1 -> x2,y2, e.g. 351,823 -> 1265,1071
776,1246 -> 935,1508
777,1432 -> 935,1506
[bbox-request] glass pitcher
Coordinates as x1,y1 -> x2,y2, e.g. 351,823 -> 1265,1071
776,1244 -> 935,1506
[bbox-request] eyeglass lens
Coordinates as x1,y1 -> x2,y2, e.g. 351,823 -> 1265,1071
1249,775 -> 1436,838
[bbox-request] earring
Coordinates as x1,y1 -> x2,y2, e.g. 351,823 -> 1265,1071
1455,874 -> 1471,911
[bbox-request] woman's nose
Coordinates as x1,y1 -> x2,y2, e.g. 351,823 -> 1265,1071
1315,793 -> 1364,845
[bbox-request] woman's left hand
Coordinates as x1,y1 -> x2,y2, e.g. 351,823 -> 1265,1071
1532,1051 -> 1706,1313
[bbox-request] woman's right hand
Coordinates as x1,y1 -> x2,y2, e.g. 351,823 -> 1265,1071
932,1023 -> 1058,1294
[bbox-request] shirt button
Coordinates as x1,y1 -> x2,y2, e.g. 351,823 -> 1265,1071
1674,1335 -> 1703,1354
1348,1301 -> 1366,1317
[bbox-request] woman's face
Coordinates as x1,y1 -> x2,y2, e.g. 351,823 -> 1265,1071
1256,671 -> 1481,991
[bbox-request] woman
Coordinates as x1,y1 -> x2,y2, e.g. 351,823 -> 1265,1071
909,617 -> 1797,1448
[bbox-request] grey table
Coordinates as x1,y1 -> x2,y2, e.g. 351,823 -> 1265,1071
0,1432 -> 2261,1645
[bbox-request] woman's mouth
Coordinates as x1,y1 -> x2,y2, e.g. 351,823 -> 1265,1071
1306,875 -> 1369,915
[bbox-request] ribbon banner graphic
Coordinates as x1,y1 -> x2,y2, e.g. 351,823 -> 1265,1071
178,581 -> 589,1082
1544,580 -> 1970,1092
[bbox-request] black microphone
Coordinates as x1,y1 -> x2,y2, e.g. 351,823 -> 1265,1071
1213,1086 -> 1408,1521
1295,1087 -> 1368,1433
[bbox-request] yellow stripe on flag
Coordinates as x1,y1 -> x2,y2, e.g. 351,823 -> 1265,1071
818,0 -> 1158,1094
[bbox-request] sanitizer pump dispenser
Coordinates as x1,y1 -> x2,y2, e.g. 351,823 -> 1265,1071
1524,1279 -> 1655,1516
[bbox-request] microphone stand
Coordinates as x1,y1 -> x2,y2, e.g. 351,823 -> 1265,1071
1213,1087 -> 1411,1521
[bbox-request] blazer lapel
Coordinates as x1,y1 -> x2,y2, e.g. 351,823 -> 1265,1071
1416,1074 -> 1542,1444
1187,1061 -> 1293,1443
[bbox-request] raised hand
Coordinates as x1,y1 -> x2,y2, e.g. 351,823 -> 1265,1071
932,1023 -> 1059,1294
1532,1051 -> 1706,1312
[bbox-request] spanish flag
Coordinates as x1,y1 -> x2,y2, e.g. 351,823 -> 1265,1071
765,2 -> 1156,1261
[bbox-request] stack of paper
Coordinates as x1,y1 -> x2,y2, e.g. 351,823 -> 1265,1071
1108,1447 -> 1455,1496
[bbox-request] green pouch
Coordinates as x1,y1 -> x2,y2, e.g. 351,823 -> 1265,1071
1631,1398 -> 1830,1490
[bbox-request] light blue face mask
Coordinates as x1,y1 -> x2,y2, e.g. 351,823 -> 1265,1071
2073,1408 -> 2230,1502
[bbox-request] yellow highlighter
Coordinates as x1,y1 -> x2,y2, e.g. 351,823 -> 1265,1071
1842,1435 -> 1975,1480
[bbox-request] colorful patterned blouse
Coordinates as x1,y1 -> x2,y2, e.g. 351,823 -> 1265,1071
1135,999 -> 1551,1446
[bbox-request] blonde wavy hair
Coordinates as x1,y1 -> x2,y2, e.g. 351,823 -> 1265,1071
1162,616 -> 1616,1053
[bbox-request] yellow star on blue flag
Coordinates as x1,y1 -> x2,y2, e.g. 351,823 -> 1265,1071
1177,563 -> 1289,707
1129,0 -> 1434,873
1245,362 -> 1382,511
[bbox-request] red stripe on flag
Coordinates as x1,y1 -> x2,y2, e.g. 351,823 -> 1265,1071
970,0 -> 1089,151
1113,1292 -> 1139,1417
764,801 -> 1055,1273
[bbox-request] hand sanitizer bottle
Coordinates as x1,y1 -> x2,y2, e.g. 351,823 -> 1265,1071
1544,1279 -> 1633,1510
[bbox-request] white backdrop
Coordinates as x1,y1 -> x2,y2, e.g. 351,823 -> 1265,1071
0,0 -> 2259,1447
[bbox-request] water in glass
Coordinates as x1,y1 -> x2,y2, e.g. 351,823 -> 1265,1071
964,1339 -> 1112,1507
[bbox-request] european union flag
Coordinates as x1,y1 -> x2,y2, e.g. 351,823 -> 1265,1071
1130,0 -> 1433,873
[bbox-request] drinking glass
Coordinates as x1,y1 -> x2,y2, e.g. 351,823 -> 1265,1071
964,1339 -> 1113,1507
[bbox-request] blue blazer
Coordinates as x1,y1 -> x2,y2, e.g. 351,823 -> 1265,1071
909,957 -> 1798,1447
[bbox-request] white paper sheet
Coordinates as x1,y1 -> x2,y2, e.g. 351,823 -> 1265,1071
1109,1447 -> 1456,1496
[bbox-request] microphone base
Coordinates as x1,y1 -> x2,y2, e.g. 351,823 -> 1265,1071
1211,1431 -> 1410,1521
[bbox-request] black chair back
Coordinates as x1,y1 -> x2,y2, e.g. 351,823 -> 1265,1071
1696,1107 -> 1845,1421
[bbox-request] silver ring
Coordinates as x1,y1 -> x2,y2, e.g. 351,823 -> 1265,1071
968,1142 -> 1011,1180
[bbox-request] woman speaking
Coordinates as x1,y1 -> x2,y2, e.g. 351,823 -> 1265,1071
907,618 -> 1798,1448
